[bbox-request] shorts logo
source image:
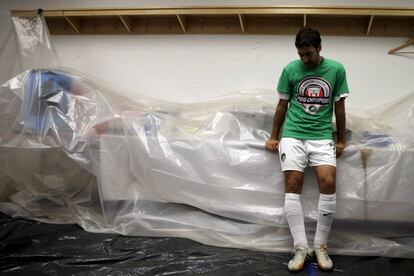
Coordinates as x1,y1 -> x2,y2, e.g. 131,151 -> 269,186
281,153 -> 286,162
297,77 -> 331,115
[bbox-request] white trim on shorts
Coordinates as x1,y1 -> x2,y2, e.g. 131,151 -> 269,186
278,137 -> 336,172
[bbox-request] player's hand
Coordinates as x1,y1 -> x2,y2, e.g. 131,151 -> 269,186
336,142 -> 346,157
265,138 -> 279,152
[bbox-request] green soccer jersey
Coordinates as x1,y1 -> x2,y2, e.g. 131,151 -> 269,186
277,57 -> 349,140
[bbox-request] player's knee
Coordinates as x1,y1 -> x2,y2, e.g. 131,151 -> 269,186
285,178 -> 302,193
320,176 -> 335,192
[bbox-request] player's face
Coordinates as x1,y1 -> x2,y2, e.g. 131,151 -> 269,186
297,45 -> 321,68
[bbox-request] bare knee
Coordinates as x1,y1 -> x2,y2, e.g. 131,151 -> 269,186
319,175 -> 335,194
285,172 -> 303,193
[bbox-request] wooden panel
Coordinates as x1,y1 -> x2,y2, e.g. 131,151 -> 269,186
243,14 -> 302,34
70,16 -> 129,34
45,17 -> 78,35
132,15 -> 182,34
369,16 -> 414,37
185,15 -> 242,34
11,7 -> 414,37
11,7 -> 414,18
306,15 -> 371,36
119,15 -> 133,33
176,14 -> 187,33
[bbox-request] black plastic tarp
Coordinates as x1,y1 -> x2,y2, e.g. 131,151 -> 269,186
1,213 -> 413,275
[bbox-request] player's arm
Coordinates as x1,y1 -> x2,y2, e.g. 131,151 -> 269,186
334,98 -> 346,157
265,99 -> 289,151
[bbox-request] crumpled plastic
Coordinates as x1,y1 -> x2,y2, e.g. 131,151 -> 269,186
11,12 -> 60,72
0,15 -> 413,258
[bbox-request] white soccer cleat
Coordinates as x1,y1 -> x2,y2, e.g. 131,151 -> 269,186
288,247 -> 310,272
313,244 -> 334,271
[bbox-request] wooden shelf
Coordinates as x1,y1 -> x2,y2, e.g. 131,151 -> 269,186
10,6 -> 414,37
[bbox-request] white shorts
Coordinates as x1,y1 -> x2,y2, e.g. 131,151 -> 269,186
278,137 -> 336,172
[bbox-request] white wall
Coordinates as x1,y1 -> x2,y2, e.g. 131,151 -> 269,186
52,34 -> 414,109
1,0 -> 414,109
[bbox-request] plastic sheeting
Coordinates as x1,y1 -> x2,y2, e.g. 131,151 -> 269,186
11,12 -> 60,72
2,213 -> 413,275
0,11 -> 60,86
0,15 -> 413,258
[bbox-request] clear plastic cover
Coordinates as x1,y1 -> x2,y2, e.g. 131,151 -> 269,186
0,15 -> 413,258
11,13 -> 60,71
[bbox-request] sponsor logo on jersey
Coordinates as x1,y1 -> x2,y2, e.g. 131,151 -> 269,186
297,77 -> 331,115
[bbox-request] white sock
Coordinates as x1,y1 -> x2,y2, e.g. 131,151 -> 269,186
285,193 -> 309,249
314,193 -> 336,246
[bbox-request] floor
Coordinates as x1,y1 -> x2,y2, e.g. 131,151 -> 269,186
0,213 -> 413,275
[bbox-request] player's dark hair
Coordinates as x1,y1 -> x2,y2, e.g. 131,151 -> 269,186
295,27 -> 321,49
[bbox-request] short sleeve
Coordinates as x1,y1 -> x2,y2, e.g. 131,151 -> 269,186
333,65 -> 349,101
277,68 -> 292,99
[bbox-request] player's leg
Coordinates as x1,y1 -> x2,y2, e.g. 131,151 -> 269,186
279,138 -> 310,271
284,171 -> 311,271
284,170 -> 307,248
309,140 -> 337,271
313,165 -> 336,247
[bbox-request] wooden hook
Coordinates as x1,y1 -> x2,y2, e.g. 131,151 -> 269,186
388,37 -> 414,54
